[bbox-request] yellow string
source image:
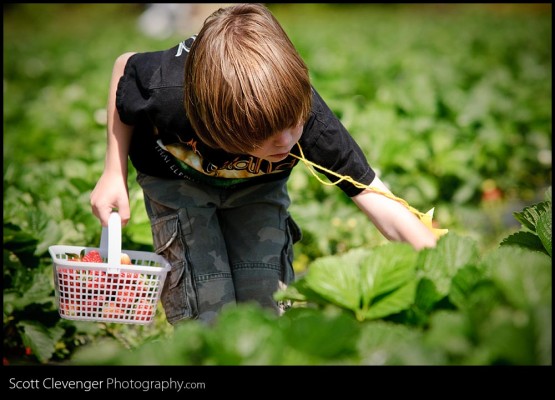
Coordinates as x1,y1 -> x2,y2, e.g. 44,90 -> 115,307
288,143 -> 448,238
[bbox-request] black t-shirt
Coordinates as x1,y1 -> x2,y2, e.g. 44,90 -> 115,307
116,37 -> 375,197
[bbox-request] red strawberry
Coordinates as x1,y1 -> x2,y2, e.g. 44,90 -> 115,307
59,299 -> 79,316
82,250 -> 103,263
102,301 -> 124,319
116,289 -> 137,306
83,295 -> 105,314
134,299 -> 154,321
135,275 -> 152,298
65,250 -> 103,263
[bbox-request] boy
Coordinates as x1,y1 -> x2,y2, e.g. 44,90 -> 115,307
90,3 -> 437,324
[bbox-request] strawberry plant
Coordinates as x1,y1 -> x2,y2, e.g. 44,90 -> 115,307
500,187 -> 552,257
275,245 -> 420,321
70,212 -> 551,365
3,222 -> 103,363
3,4 -> 552,365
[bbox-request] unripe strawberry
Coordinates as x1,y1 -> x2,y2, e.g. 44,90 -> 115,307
120,253 -> 132,265
102,301 -> 124,319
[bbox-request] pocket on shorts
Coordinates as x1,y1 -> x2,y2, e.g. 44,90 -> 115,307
151,211 -> 198,323
281,215 -> 302,284
286,215 -> 302,244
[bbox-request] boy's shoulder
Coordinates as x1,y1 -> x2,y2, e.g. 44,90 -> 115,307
130,36 -> 196,88
173,36 -> 196,58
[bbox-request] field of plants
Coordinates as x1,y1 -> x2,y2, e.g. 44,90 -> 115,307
3,4 -> 552,368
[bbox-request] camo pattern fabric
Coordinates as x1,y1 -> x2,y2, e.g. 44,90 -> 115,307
136,172 -> 301,324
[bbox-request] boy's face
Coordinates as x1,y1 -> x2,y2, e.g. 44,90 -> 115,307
248,125 -> 303,161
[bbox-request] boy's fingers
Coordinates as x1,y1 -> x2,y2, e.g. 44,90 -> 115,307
118,209 -> 131,227
98,208 -> 112,228
113,200 -> 131,227
91,204 -> 113,227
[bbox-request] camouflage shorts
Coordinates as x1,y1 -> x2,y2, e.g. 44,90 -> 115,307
136,173 -> 302,324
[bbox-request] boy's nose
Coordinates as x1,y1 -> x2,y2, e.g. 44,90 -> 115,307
273,130 -> 292,147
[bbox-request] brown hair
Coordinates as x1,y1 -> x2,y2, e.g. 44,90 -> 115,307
183,3 -> 312,154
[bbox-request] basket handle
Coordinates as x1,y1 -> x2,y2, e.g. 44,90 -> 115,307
99,212 -> 122,274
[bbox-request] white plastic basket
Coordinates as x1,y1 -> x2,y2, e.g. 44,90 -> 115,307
48,212 -> 171,325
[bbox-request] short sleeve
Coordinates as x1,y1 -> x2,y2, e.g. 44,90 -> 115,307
115,51 -> 163,125
297,89 -> 376,197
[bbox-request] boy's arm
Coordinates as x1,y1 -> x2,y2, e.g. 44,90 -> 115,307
90,52 -> 136,227
351,176 -> 437,250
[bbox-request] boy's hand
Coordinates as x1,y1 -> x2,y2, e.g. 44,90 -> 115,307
90,172 -> 130,227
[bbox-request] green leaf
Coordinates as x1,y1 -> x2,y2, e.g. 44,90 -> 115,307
449,265 -> 490,310
20,269 -> 56,305
3,223 -> 39,250
531,305 -> 552,365
360,243 -> 418,320
360,243 -> 417,303
274,276 -> 336,306
536,207 -> 552,257
125,221 -> 156,246
301,245 -> 419,321
485,246 -> 551,310
3,223 -> 40,268
273,282 -> 308,302
414,278 -> 443,312
18,320 -> 64,363
500,231 -> 546,254
205,305 -> 284,365
417,233 -> 479,296
357,321 -> 442,365
424,311 -> 473,358
304,249 -> 370,312
364,280 -> 418,320
281,307 -> 360,359
69,176 -> 93,193
475,306 -> 538,365
69,338 -> 129,365
449,266 -> 503,326
3,265 -> 55,310
513,201 -> 551,232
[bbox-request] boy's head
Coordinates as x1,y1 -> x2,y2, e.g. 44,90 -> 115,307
184,3 -> 312,155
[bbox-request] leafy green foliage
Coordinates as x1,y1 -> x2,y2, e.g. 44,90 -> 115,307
273,4 -> 551,209
3,4 -> 552,365
276,245 -> 419,321
417,233 -> 480,296
537,210 -> 552,257
513,201 -> 551,232
68,232 -> 552,365
500,187 -> 552,256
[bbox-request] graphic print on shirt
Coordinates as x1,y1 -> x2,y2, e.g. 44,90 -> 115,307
159,139 -> 297,180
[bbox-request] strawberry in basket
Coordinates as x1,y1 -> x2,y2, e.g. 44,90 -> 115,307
120,253 -> 132,265
66,249 -> 103,263
66,250 -> 133,265
64,251 -> 107,295
50,212 -> 170,324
